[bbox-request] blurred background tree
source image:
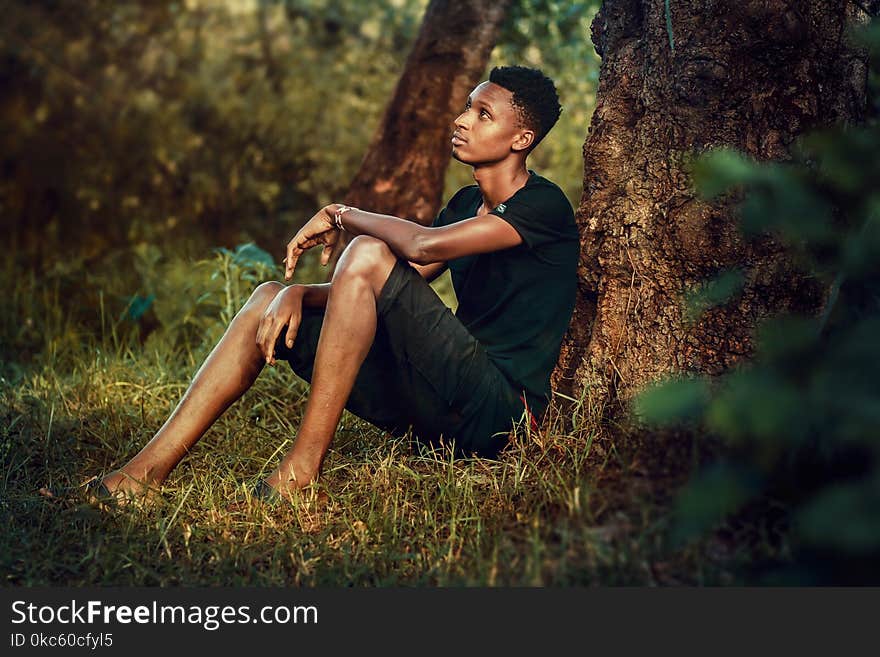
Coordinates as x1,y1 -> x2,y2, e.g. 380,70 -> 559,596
342,0 -> 511,226
326,0 -> 512,274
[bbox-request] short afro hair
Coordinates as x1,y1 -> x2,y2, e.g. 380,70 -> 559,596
488,65 -> 562,149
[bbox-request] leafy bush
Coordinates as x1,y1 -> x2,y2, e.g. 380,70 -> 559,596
635,19 -> 880,584
128,241 -> 285,352
3,1 -> 598,259
0,0 -> 425,256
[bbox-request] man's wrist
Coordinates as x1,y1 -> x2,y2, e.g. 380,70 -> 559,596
325,203 -> 356,230
293,282 -> 330,309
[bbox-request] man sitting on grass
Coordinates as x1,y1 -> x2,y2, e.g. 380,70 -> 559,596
52,65 -> 578,504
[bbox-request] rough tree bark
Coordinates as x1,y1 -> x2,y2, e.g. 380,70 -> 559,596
555,0 -> 871,424
342,0 -> 511,223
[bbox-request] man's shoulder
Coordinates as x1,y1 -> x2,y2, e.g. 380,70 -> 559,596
517,172 -> 572,212
446,184 -> 481,210
495,172 -> 575,230
432,185 -> 478,227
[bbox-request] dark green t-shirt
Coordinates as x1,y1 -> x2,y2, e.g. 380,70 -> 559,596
432,171 -> 579,414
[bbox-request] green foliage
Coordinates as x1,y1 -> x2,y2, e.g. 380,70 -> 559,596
664,0 -> 675,53
635,19 -> 880,583
690,149 -> 760,198
796,480 -> 880,555
683,268 -> 745,324
1,0 -> 427,257
633,377 -> 709,427
3,0 -> 597,260
123,294 -> 155,322
125,240 -> 300,353
671,464 -> 762,546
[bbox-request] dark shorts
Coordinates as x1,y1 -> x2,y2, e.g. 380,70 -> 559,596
272,259 -> 529,457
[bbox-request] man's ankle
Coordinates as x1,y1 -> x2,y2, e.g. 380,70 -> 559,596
268,464 -> 317,491
104,468 -> 160,492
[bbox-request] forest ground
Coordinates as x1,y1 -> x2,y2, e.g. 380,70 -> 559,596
0,248 -> 781,587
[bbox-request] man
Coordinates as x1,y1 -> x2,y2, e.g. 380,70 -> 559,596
76,65 -> 578,503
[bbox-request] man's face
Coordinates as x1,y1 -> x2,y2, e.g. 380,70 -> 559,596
451,81 -> 531,165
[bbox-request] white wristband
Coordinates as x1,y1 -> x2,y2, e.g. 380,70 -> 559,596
333,205 -> 355,230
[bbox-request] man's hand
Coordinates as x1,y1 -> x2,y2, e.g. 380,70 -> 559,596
256,285 -> 306,366
284,205 -> 341,281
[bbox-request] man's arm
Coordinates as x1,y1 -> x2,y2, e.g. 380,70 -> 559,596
331,206 -> 522,265
283,205 -> 522,281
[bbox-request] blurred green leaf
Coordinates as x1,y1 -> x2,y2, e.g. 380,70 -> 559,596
691,149 -> 758,198
705,369 -> 806,449
739,174 -> 835,245
671,464 -> 762,545
684,268 -> 745,322
755,316 -> 820,360
123,293 -> 155,321
796,479 -> 880,554
633,377 -> 710,426
229,242 -> 278,269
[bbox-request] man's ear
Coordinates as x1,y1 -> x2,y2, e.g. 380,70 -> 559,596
511,129 -> 535,152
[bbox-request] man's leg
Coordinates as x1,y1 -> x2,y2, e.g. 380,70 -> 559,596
100,281 -> 283,496
265,235 -> 396,495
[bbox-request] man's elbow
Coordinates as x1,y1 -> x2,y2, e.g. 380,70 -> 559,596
405,233 -> 437,265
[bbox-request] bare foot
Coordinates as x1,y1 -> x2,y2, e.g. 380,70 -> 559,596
224,477 -> 327,514
39,471 -> 162,508
264,462 -> 318,498
100,470 -> 162,506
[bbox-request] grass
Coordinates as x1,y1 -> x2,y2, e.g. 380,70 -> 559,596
0,248 -> 768,587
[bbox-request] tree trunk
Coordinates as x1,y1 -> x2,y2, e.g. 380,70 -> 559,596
555,0 -> 871,423
342,0 -> 511,223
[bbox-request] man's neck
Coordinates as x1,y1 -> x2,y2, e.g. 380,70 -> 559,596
472,159 -> 531,212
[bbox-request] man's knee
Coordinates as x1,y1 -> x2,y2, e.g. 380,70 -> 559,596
334,236 -> 396,287
246,281 -> 283,310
